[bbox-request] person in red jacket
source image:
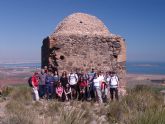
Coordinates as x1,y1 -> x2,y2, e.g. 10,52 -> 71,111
79,76 -> 87,101
32,72 -> 39,101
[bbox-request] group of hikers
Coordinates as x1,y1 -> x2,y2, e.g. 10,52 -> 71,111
30,66 -> 120,103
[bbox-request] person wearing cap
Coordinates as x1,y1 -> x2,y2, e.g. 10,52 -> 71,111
32,72 -> 39,101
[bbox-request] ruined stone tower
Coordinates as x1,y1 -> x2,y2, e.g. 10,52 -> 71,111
41,13 -> 126,88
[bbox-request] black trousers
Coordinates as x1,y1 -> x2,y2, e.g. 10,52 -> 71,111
70,84 -> 78,99
110,88 -> 118,101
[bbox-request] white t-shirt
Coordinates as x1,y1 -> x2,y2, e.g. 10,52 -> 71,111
110,76 -> 119,88
94,75 -> 104,87
93,78 -> 99,87
98,75 -> 104,82
105,76 -> 111,83
68,73 -> 78,85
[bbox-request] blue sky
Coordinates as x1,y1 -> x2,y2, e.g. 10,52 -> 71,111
0,0 -> 165,63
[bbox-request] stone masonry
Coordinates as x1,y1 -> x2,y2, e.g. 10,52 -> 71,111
41,13 -> 126,88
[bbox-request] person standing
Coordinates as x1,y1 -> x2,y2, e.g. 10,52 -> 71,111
38,69 -> 46,99
45,71 -> 55,99
44,66 -> 48,74
109,72 -> 119,101
60,71 -> 68,88
102,71 -> 111,102
32,72 -> 39,101
68,70 -> 78,99
54,71 -> 60,98
88,68 -> 96,100
82,70 -> 89,100
93,72 -> 104,104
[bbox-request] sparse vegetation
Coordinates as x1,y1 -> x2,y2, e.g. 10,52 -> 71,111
1,84 -> 165,124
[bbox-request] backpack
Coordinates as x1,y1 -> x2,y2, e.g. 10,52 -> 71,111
69,73 -> 78,82
109,76 -> 119,86
28,77 -> 33,87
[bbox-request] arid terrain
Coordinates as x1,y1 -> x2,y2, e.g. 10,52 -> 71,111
1,67 -> 165,124
0,67 -> 39,87
1,67 -> 165,87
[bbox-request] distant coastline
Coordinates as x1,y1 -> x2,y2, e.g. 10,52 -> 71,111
127,62 -> 165,75
0,62 -> 165,75
0,63 -> 41,68
133,64 -> 158,67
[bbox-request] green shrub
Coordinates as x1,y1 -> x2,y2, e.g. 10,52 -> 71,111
106,85 -> 164,124
128,107 -> 165,124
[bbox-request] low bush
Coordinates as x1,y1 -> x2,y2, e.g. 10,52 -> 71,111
3,84 -> 165,124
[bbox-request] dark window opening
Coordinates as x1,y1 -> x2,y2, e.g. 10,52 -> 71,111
60,55 -> 65,60
113,55 -> 118,58
80,21 -> 83,24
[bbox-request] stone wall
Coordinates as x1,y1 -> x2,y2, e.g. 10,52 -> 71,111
41,13 -> 126,88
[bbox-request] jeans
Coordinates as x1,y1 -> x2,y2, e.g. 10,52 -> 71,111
88,82 -> 95,99
46,83 -> 54,99
39,85 -> 46,98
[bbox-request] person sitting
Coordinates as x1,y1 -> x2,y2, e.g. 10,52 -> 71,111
78,77 -> 87,101
56,82 -> 64,101
64,83 -> 72,101
101,81 -> 108,102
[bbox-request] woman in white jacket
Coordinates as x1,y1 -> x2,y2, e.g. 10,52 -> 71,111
93,71 -> 104,103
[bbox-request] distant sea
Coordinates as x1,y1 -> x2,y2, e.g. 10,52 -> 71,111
127,62 -> 165,75
0,63 -> 41,68
0,62 -> 165,75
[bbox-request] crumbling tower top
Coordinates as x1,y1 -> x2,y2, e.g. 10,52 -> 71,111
52,13 -> 111,37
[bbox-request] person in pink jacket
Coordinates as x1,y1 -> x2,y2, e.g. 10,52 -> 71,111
56,82 -> 64,101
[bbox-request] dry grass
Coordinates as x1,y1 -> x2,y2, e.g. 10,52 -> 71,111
1,84 -> 165,124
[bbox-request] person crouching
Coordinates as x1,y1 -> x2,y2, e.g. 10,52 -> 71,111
78,77 -> 87,101
64,83 -> 72,101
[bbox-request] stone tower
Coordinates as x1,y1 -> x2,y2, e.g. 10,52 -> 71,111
41,13 -> 126,88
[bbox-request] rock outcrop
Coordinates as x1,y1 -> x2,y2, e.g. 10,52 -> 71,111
41,13 -> 126,88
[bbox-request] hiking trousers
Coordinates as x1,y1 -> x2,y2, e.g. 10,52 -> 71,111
39,85 -> 46,98
32,87 -> 39,101
95,86 -> 103,103
110,88 -> 118,101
